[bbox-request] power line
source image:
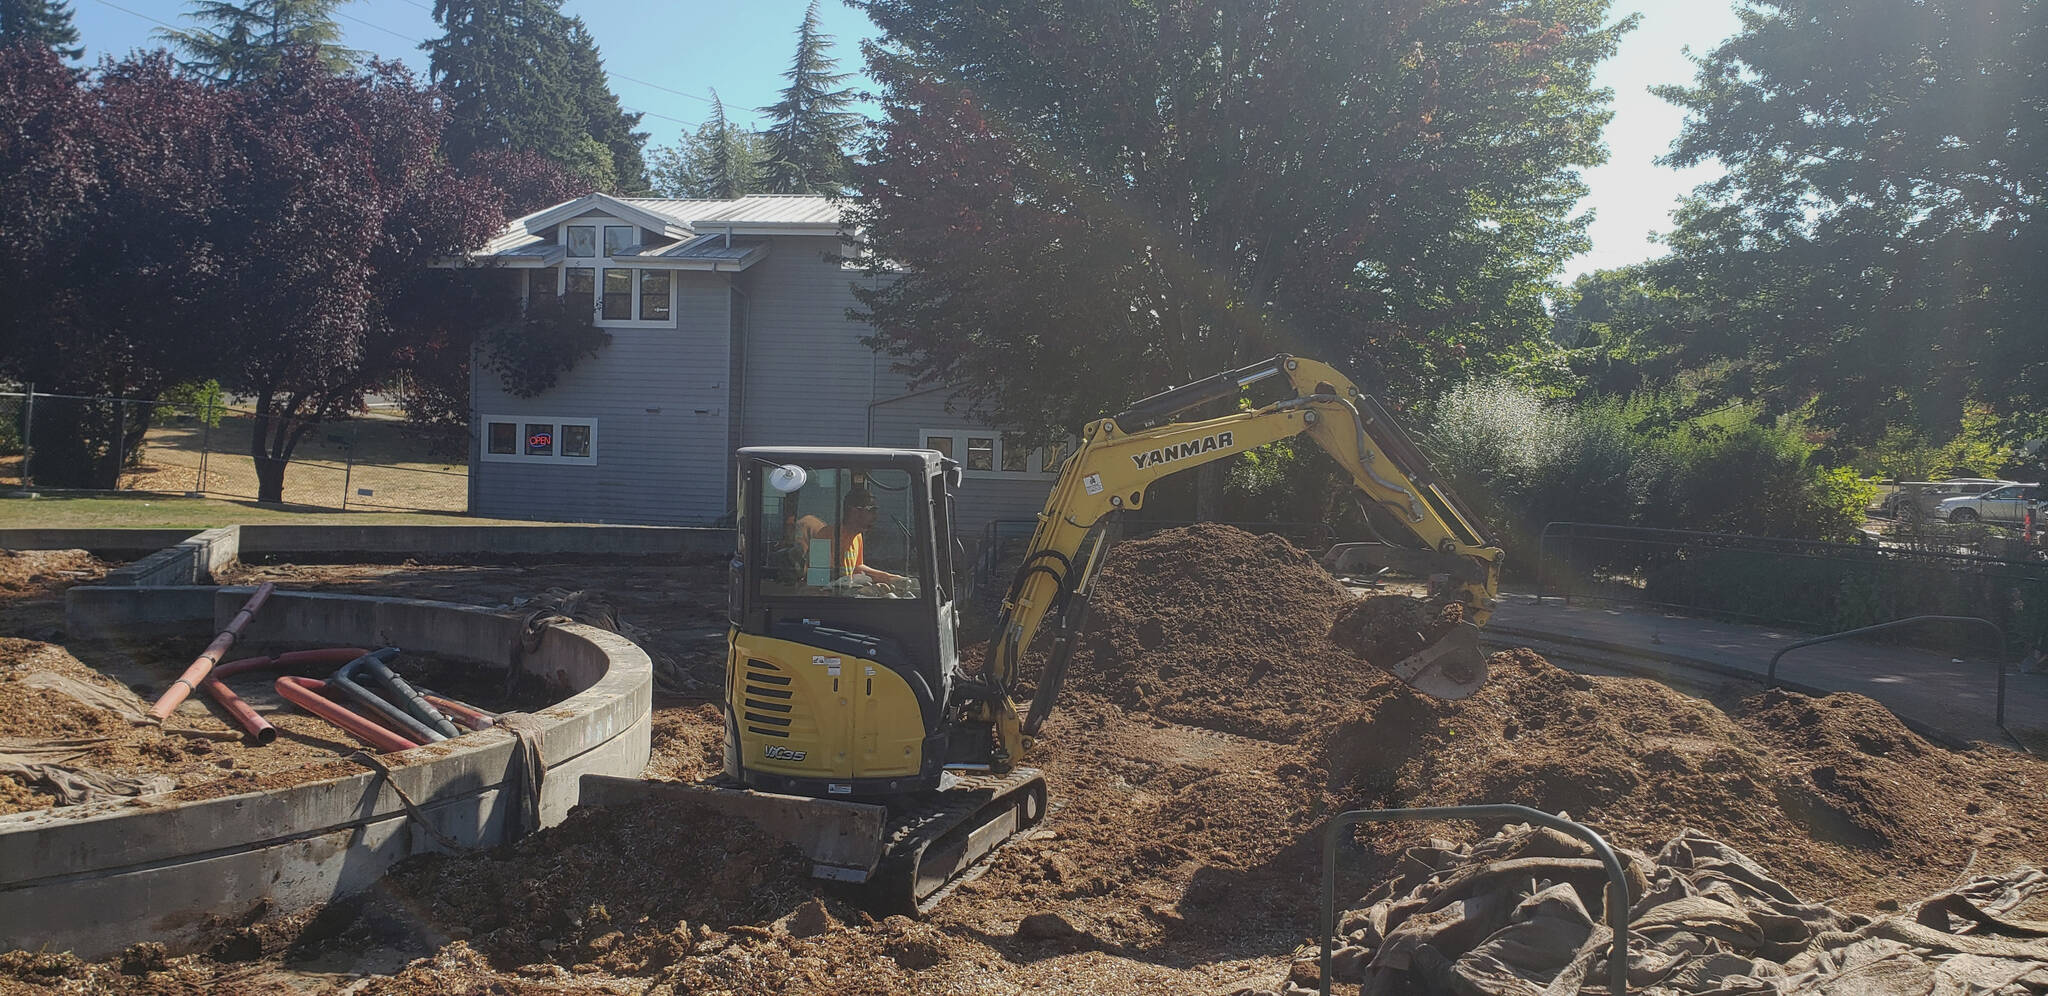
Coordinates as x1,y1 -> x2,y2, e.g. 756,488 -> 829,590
90,0 -> 180,33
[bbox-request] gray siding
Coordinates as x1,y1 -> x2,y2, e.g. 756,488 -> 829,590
471,272 -> 734,526
869,389 -> 1054,539
465,225 -> 1034,533
737,236 -> 884,447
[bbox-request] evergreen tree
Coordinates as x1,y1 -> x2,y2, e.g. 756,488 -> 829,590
562,19 -> 647,193
425,0 -> 646,193
649,90 -> 767,199
760,0 -> 860,194
0,0 -> 81,60
159,0 -> 358,83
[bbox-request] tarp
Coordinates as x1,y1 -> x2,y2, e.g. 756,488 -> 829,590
1319,825 -> 2048,995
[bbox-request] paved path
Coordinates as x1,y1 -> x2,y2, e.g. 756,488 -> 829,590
1477,591 -> 2046,753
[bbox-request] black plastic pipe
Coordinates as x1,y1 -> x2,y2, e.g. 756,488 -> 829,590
361,651 -> 462,739
331,649 -> 446,744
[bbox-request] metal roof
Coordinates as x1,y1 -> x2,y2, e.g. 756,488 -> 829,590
466,194 -> 841,266
624,194 -> 843,229
650,233 -> 770,265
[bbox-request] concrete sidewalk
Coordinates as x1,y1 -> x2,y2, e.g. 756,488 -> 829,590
1480,592 -> 2046,753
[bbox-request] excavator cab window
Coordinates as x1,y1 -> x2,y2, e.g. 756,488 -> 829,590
759,464 -> 924,600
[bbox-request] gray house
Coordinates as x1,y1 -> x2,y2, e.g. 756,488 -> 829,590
459,193 -> 1054,537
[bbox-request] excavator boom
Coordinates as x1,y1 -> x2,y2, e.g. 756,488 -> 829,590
986,355 -> 1504,736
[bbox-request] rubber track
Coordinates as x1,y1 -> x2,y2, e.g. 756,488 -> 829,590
872,767 -> 1047,914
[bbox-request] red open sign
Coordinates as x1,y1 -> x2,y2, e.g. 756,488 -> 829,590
528,432 -> 553,448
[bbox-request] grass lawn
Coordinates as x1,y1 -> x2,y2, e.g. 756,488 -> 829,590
0,492 -> 547,529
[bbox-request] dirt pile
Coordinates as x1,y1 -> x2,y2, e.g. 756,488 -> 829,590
1058,523 -> 1419,740
1320,649 -> 2046,905
1052,524 -> 2045,907
0,802 -> 953,996
0,549 -> 103,594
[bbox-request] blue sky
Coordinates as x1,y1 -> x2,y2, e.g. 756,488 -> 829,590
75,0 -> 1741,282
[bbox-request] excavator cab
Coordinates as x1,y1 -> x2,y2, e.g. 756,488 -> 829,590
726,447 -> 969,797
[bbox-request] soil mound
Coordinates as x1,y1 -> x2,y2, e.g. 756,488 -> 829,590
378,799 -> 813,971
1058,524 -> 1407,740
1321,648 -> 2048,904
1046,524 -> 2045,906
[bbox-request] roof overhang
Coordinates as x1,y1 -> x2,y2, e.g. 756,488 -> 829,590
517,193 -> 694,240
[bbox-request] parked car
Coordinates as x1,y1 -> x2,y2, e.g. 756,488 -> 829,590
1936,483 -> 2043,524
1882,478 -> 2013,519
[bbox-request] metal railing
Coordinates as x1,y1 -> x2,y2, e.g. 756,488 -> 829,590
1320,804 -> 1631,996
1,389 -> 467,513
1765,615 -> 2024,750
1534,521 -> 2048,644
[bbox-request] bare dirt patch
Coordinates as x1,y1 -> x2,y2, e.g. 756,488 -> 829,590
5,526 -> 2044,994
0,636 -> 555,815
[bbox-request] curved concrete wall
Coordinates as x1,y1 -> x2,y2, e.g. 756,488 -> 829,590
3,587 -> 652,959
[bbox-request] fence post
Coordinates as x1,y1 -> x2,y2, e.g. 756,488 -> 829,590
19,383 -> 32,488
195,396 -> 212,496
340,424 -> 356,511
112,398 -> 126,489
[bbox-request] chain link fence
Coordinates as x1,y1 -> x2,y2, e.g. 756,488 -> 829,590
1,389 -> 467,513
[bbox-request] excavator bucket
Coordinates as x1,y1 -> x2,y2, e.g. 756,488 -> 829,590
1386,622 -> 1488,700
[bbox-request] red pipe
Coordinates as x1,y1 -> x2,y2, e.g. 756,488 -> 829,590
425,695 -> 495,730
151,582 -> 276,721
275,676 -> 420,754
200,649 -> 370,744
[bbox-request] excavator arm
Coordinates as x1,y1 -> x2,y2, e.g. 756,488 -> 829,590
979,355 -> 1504,749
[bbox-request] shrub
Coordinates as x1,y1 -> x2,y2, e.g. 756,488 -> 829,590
1630,415 -> 1868,543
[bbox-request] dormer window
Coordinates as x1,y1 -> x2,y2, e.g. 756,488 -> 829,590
566,225 -> 596,258
604,225 -> 636,257
535,216 -> 679,328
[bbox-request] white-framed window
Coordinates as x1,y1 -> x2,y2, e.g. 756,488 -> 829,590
921,429 -> 1063,478
483,415 -> 598,465
539,218 -> 675,328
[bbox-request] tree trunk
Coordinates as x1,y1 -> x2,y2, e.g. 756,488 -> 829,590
25,395 -> 149,489
254,456 -> 287,504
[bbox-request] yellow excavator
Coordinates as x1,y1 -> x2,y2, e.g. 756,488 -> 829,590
589,355 -> 1502,911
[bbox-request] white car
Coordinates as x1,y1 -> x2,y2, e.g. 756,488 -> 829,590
1936,483 -> 2042,524
1881,478 -> 2012,519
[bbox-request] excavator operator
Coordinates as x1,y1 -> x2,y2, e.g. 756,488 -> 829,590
790,485 -> 905,588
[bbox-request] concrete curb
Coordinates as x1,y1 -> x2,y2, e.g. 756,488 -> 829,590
103,525 -> 240,587
1,524 -> 730,562
2,587 -> 652,959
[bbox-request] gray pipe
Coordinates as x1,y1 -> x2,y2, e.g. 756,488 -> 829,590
331,649 -> 445,744
361,651 -> 462,739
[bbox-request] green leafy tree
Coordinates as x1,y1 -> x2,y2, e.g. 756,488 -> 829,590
850,0 -> 1631,516
425,0 -> 646,193
1552,264 -> 1699,396
0,0 -> 81,60
760,0 -> 860,194
649,89 -> 768,198
1653,0 -> 2046,445
159,0 -> 359,83
561,19 -> 646,193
